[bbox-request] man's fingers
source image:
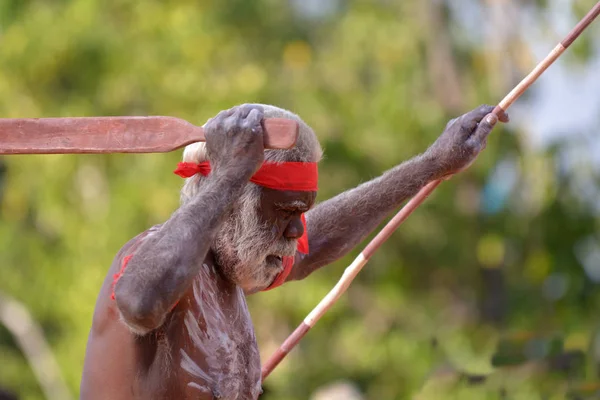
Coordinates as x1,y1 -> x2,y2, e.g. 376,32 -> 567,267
205,108 -> 236,129
244,108 -> 264,131
470,104 -> 495,120
495,109 -> 510,123
468,113 -> 497,147
236,104 -> 257,119
217,108 -> 236,120
460,105 -> 495,135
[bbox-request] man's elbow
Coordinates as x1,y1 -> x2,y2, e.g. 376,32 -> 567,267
114,283 -> 165,335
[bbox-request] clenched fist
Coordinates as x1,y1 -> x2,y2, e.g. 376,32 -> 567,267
204,104 -> 265,181
425,105 -> 508,178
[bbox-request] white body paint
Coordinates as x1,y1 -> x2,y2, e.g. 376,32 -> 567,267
179,263 -> 262,399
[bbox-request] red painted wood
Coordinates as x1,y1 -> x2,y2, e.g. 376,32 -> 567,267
561,1 -> 600,48
0,116 -> 299,154
261,322 -> 310,382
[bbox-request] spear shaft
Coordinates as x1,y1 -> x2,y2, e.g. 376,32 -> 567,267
261,1 -> 600,381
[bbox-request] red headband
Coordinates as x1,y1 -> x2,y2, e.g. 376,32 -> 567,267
174,160 -> 317,257
174,161 -> 318,192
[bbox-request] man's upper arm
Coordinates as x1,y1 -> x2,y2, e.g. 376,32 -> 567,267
105,227 -> 163,335
89,233 -> 146,335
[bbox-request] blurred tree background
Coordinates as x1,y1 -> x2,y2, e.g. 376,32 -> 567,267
1,0 -> 599,399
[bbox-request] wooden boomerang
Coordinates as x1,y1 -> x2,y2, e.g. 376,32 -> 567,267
0,116 -> 299,154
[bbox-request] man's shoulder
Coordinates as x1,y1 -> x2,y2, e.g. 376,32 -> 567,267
114,224 -> 162,262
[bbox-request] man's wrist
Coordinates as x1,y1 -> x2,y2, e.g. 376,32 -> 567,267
181,172 -> 248,226
209,166 -> 253,190
416,151 -> 445,182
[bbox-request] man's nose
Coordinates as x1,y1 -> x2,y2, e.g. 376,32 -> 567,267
283,216 -> 304,239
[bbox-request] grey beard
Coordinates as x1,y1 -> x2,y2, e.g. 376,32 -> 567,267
213,186 -> 297,292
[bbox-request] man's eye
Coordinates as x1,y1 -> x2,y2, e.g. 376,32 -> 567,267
280,210 -> 295,218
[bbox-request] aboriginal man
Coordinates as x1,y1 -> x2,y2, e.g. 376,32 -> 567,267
81,103 -> 505,399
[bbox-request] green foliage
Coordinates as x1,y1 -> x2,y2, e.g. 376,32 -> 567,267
1,0 -> 599,399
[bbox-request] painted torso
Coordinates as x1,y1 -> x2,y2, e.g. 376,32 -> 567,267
81,229 -> 262,400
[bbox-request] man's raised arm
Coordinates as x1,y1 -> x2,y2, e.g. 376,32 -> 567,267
290,105 -> 503,280
113,105 -> 265,335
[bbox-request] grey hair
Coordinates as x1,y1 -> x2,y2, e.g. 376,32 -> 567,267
180,104 -> 323,204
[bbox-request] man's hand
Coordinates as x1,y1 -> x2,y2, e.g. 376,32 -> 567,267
114,105 -> 270,334
204,104 -> 265,181
425,105 -> 508,179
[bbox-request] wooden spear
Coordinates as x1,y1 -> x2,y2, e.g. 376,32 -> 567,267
261,1 -> 600,381
0,116 -> 299,153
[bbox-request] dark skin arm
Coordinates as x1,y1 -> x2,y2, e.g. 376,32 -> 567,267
289,105 -> 505,280
114,104 -> 265,334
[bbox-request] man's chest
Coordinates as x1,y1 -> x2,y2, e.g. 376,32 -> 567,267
162,266 -> 262,399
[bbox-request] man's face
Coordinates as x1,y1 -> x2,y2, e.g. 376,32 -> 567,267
213,186 -> 316,293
